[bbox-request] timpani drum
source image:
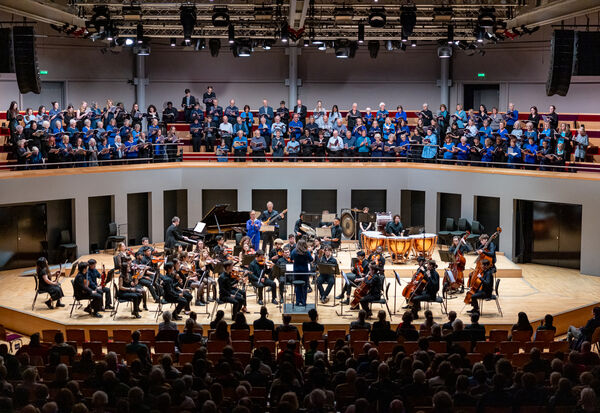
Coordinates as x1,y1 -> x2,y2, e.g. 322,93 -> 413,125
362,231 -> 386,254
387,236 -> 413,262
410,233 -> 438,259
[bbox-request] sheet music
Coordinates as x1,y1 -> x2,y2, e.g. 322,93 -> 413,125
193,222 -> 206,233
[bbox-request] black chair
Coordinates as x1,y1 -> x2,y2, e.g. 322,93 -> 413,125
424,294 -> 448,315
467,221 -> 484,249
450,218 -> 470,238
437,218 -> 456,246
105,222 -> 126,253
478,278 -> 502,317
110,281 -> 133,320
69,280 -> 92,318
59,230 -> 77,262
32,276 -> 50,311
368,281 -> 393,320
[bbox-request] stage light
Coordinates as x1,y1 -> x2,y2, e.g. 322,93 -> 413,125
211,7 -> 230,27
303,39 -> 309,47
280,23 -> 289,43
125,38 -> 134,46
263,40 -> 273,50
367,40 -> 379,58
476,27 -> 484,43
209,38 -> 221,57
334,39 -> 356,59
334,7 -> 354,24
90,6 -> 110,33
401,34 -> 408,43
233,39 -> 252,57
411,40 -> 417,47
358,23 -> 364,44
180,5 -> 197,43
447,25 -> 454,44
194,38 -> 205,51
385,40 -> 393,51
134,42 -> 150,56
437,45 -> 452,58
400,6 -> 416,38
136,23 -> 144,44
318,43 -> 326,51
228,24 -> 235,44
368,8 -> 386,28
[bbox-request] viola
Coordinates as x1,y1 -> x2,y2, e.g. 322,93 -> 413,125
354,258 -> 365,276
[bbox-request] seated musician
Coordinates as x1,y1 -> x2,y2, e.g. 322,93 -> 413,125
117,258 -> 143,318
248,250 -> 280,305
239,236 -> 256,262
357,262 -> 384,318
218,260 -> 247,319
35,257 -> 65,309
337,250 -> 367,305
87,259 -> 113,310
269,238 -> 285,261
161,262 -> 191,321
410,260 -> 440,319
467,260 -> 494,315
368,245 -> 385,272
323,217 -> 342,249
73,262 -> 102,318
316,246 -> 337,304
476,234 -> 497,269
165,216 -> 184,252
195,248 -> 218,304
137,237 -> 155,255
133,251 -> 160,305
177,253 -> 203,306
284,233 -> 297,251
449,236 -> 472,255
294,212 -> 309,240
212,235 -> 228,262
385,215 -> 404,236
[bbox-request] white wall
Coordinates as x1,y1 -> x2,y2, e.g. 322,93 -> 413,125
1,164 -> 599,277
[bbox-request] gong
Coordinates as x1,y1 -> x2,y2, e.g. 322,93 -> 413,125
341,212 -> 355,238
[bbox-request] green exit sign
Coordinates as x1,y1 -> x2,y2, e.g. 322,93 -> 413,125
477,72 -> 486,78
39,70 -> 48,75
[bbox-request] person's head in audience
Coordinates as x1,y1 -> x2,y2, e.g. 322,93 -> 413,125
447,311 -> 457,324
162,311 -> 172,324
377,310 -> 387,324
282,314 -> 292,326
452,319 -> 464,332
308,308 -> 318,322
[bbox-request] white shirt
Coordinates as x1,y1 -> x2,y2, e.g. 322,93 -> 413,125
327,136 -> 343,151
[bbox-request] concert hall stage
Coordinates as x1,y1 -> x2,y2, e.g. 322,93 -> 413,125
0,242 -> 597,338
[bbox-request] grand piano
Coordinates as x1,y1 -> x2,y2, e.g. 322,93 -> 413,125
180,204 -> 251,247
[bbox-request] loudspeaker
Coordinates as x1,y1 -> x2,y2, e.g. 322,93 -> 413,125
12,26 -> 41,94
574,31 -> 600,76
0,28 -> 14,73
546,30 -> 574,97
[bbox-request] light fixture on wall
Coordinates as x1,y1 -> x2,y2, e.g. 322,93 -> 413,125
368,8 -> 386,28
447,24 -> 454,44
125,38 -> 134,46
400,6 -> 416,38
170,38 -> 176,47
211,7 -> 230,27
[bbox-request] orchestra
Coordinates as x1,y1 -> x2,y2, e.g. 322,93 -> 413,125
32,208 -> 505,323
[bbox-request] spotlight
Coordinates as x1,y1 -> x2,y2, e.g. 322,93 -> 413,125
437,45 -> 452,58
136,23 -> 144,44
318,43 -> 326,51
476,27 -> 484,43
411,40 -> 416,47
400,6 -> 417,38
134,42 -> 150,56
90,6 -> 110,33
447,25 -> 454,44
367,40 -> 379,58
211,7 -> 230,27
334,39 -> 357,59
180,6 -> 197,42
209,38 -> 221,57
385,40 -> 393,51
280,23 -> 289,43
358,23 -> 364,44
368,8 -> 386,28
478,7 -> 496,29
263,40 -> 273,50
401,34 -> 407,43
228,24 -> 235,44
125,38 -> 134,46
303,39 -> 309,47
194,38 -> 204,51
233,39 -> 253,57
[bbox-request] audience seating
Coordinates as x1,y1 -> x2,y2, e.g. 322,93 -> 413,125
254,340 -> 276,354
511,329 -> 533,343
499,341 -> 520,354
112,329 -> 132,343
532,329 -> 555,342
41,329 -> 60,343
253,330 -> 273,341
489,329 -> 509,342
65,329 -> 86,347
106,341 -> 126,356
231,340 -> 252,353
474,341 -> 497,354
230,329 -> 250,341
89,329 -> 109,344
83,341 -> 103,360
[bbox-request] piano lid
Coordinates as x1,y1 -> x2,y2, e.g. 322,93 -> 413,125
201,204 -> 250,229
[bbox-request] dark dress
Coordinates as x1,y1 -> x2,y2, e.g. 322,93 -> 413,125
37,268 -> 64,301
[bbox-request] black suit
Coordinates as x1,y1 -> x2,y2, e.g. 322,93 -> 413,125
181,95 -> 197,122
253,317 -> 275,335
164,224 -> 180,249
411,269 -> 439,311
74,272 -> 102,313
293,105 -> 308,126
161,273 -> 189,316
218,272 -> 246,316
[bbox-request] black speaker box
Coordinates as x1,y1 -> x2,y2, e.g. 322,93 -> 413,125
0,28 -> 14,73
574,31 -> 600,76
546,30 -> 574,97
12,26 -> 41,94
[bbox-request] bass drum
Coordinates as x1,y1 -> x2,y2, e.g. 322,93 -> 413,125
341,212 -> 355,239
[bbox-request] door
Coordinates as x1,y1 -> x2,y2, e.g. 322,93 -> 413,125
463,84 -> 499,111
0,203 -> 47,269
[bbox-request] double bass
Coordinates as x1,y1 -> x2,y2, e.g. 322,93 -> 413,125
443,231 -> 469,293
467,227 -> 502,288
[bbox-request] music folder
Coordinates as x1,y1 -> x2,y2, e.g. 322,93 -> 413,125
260,224 -> 275,232
321,213 -> 336,223
317,263 -> 338,275
316,227 -> 332,238
438,250 -> 455,263
285,263 -> 294,272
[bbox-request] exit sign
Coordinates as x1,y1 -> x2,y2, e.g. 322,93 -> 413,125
477,72 -> 486,78
39,70 -> 48,75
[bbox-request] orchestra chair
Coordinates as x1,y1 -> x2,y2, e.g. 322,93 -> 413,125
59,230 -> 77,263
532,329 -> 555,342
423,294 -> 448,315
65,329 -> 86,349
110,281 -> 133,320
104,222 -> 126,253
0,325 -> 23,352
89,329 -> 109,345
467,221 -> 483,249
69,280 -> 93,318
367,280 -> 393,320
488,329 -> 509,342
437,218 -> 456,246
450,218 -> 470,239
32,275 -> 51,311
477,278 -> 503,317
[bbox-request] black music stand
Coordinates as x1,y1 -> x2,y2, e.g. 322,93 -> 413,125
241,254 -> 255,267
392,270 -> 403,315
271,264 -> 286,312
335,271 -> 355,317
438,250 -> 458,299
316,263 -> 339,307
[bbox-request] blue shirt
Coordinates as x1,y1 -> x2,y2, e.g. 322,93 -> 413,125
286,140 -> 300,154
506,110 -> 518,126
394,111 -> 408,124
233,122 -> 249,138
290,248 -> 313,273
363,113 -> 373,128
507,146 -> 522,163
356,136 -> 371,153
524,130 -> 538,143
352,125 -> 367,139
124,141 -> 138,158
397,139 -> 410,155
382,124 -> 395,140
454,110 -> 467,128
456,143 -> 470,160
343,136 -> 356,151
289,121 -> 303,139
246,219 -> 261,242
481,146 -> 494,162
376,110 -> 389,123
421,135 -> 438,159
443,142 -> 455,159
524,143 -> 538,163
216,144 -> 229,162
479,126 -> 492,138
240,111 -> 254,127
232,136 -> 248,151
497,128 -> 509,141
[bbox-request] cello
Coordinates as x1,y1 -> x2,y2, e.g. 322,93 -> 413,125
443,231 -> 469,293
402,263 -> 425,301
350,266 -> 376,309
467,227 -> 502,288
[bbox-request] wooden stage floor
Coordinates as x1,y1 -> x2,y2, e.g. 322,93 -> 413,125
0,243 -> 597,337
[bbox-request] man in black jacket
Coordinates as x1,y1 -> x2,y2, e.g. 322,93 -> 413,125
410,260 -> 440,319
568,306 -> 600,348
161,262 -> 189,320
253,305 -> 275,333
292,99 -> 307,127
218,260 -> 247,319
181,89 -> 197,122
202,86 -> 216,113
165,216 -> 193,251
358,262 -> 384,317
247,251 -> 279,305
86,259 -> 112,310
73,262 -> 102,318
467,260 -> 494,314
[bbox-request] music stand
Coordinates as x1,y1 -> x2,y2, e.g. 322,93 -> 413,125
438,250 -> 455,264
233,245 -> 242,257
316,227 -> 332,238
321,213 -> 335,224
317,263 -> 339,307
271,264 -> 286,311
260,225 -> 275,233
241,254 -> 255,267
335,271 -> 355,317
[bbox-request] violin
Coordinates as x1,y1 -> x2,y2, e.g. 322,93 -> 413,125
100,264 -> 107,288
353,258 -> 365,276
256,257 -> 273,268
